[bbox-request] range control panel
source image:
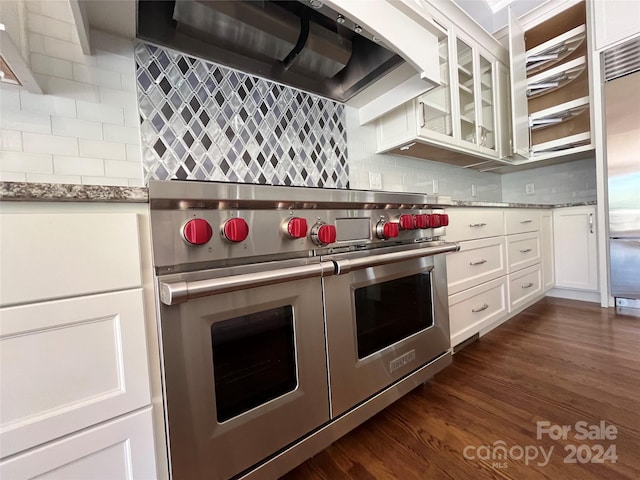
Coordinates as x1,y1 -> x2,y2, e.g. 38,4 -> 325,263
149,181 -> 452,270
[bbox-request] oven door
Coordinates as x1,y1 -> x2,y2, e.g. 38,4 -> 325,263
323,242 -> 455,417
156,258 -> 333,480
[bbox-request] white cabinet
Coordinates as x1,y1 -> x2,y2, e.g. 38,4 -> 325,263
553,205 -> 598,291
507,0 -> 593,162
593,0 -> 640,51
0,211 -> 158,478
374,8 -> 509,167
0,408 -> 157,480
446,207 -> 547,348
541,211 -> 555,291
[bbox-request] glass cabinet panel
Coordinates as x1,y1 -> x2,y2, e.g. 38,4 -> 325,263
418,35 -> 453,138
457,38 -> 477,145
479,55 -> 496,151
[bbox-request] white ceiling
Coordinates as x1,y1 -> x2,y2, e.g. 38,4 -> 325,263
83,0 -> 136,39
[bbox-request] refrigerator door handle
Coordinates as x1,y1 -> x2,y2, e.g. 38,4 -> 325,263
589,213 -> 594,234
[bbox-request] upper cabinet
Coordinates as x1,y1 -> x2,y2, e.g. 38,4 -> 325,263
593,0 -> 640,52
508,1 -> 593,163
374,13 -> 510,168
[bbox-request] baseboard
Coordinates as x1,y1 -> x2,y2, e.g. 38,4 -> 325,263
546,288 -> 601,303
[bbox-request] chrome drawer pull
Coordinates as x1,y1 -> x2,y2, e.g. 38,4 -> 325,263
522,282 -> 534,289
472,303 -> 489,313
469,259 -> 487,266
469,222 -> 487,227
520,219 -> 533,224
520,248 -> 533,253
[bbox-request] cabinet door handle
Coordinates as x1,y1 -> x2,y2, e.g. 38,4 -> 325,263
520,248 -> 533,253
589,213 -> 594,234
521,282 -> 534,289
420,102 -> 426,128
520,219 -> 533,224
469,259 -> 487,266
472,303 -> 489,313
469,222 -> 487,227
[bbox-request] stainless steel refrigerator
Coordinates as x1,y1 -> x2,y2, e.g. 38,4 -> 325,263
604,41 -> 640,309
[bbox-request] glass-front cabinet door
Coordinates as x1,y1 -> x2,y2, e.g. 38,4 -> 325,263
456,38 -> 477,146
478,53 -> 497,153
418,32 -> 453,140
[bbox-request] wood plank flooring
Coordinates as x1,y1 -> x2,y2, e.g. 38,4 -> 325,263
282,298 -> 640,479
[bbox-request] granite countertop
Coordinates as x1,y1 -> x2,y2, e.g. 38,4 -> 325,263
0,182 -> 148,203
0,181 -> 597,208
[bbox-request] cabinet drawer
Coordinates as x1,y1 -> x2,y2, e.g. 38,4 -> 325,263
507,232 -> 541,273
444,208 -> 505,241
449,277 -> 508,347
508,264 -> 542,312
0,213 -> 142,306
0,290 -> 150,457
505,209 -> 541,235
446,236 -> 507,295
0,408 -> 157,479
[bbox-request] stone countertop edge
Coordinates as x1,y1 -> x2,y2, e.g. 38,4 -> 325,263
451,200 -> 597,208
0,182 -> 149,203
0,182 -> 596,208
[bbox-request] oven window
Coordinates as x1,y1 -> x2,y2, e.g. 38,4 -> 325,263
354,272 -> 434,359
211,306 -> 297,422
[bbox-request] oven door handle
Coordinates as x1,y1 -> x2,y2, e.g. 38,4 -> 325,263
159,261 -> 335,305
334,242 -> 460,274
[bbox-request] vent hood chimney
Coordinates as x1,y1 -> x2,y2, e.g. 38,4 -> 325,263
137,0 -> 442,122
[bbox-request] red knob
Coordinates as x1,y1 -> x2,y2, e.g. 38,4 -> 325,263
222,218 -> 249,243
376,221 -> 399,239
311,223 -> 336,246
426,214 -> 440,228
285,217 -> 308,239
439,213 -> 449,227
182,218 -> 213,245
399,214 -> 415,230
414,214 -> 428,229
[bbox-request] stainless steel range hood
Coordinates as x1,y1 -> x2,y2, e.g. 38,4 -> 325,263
138,0 -> 442,116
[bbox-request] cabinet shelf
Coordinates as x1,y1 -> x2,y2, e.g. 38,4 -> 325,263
459,83 -> 473,95
526,24 -> 586,74
458,64 -> 473,77
526,56 -> 586,98
530,131 -> 590,155
529,96 -> 589,130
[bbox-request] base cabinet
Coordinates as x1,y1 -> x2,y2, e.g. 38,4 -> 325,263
446,207 -> 548,348
0,408 -> 157,480
553,206 -> 598,291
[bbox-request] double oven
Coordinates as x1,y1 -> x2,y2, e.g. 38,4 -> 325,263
149,181 -> 458,480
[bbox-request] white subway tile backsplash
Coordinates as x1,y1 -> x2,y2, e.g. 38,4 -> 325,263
20,91 -> 76,117
81,175 -> 129,186
76,101 -> 123,125
0,109 -> 52,134
53,155 -> 105,176
96,50 -> 135,75
0,130 -> 22,151
103,124 -> 139,144
126,144 -> 142,163
42,36 -> 85,64
78,138 -> 126,160
0,151 -> 53,174
35,75 -> 100,103
99,86 -> 137,108
123,107 -> 139,127
27,12 -> 74,42
104,159 -> 142,178
26,173 -> 82,184
52,116 -> 103,140
72,63 -> 122,89
28,33 -> 45,55
0,85 -> 21,110
0,172 -> 27,182
23,132 -> 78,156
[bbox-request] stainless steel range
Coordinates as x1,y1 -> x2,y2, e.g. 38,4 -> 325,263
148,180 -> 459,480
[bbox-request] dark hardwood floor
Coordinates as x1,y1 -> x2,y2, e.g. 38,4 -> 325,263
282,298 -> 640,479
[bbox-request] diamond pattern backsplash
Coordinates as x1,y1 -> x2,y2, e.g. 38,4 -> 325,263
135,42 -> 349,188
